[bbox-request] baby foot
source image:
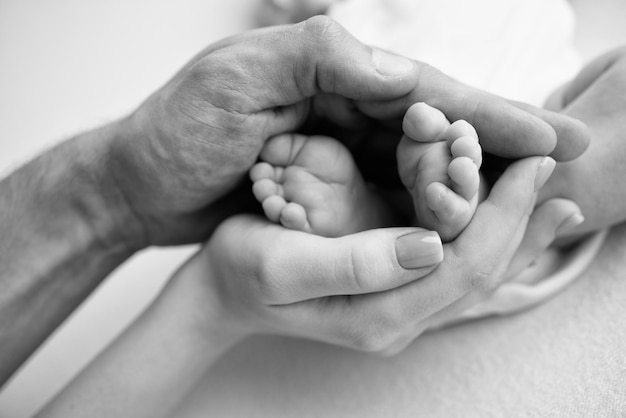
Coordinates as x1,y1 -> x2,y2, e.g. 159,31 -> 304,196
397,103 -> 484,242
250,133 -> 393,237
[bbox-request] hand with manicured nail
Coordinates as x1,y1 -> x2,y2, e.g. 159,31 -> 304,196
179,156 -> 562,356
25,17 -> 594,417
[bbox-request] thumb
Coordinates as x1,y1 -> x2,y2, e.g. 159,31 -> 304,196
505,198 -> 584,280
212,215 -> 443,305
229,16 -> 419,108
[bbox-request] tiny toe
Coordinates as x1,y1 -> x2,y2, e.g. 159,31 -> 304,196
448,157 -> 480,200
250,162 -> 275,182
279,202 -> 310,232
402,102 -> 450,143
443,120 -> 478,146
260,134 -> 308,166
252,178 -> 280,202
451,136 -> 483,167
260,135 -> 292,165
262,195 -> 287,223
425,182 -> 472,241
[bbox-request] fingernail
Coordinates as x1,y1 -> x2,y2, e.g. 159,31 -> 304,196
556,212 -> 585,235
395,231 -> 443,269
534,157 -> 556,191
373,48 -> 414,77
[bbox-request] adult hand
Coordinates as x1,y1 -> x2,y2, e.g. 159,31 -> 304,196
539,46 -> 626,236
107,16 -> 589,248
191,156 -> 575,354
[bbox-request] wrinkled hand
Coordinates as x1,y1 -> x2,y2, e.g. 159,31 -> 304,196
539,46 -> 626,236
188,156 -> 574,354
106,17 -> 588,248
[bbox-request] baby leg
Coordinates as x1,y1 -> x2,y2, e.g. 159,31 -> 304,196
250,133 -> 395,237
397,103 -> 484,242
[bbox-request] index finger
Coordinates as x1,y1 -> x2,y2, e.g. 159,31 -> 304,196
213,216 -> 444,305
357,64 -> 590,161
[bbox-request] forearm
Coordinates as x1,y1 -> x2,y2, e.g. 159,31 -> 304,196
37,249 -> 244,418
0,121 -> 142,384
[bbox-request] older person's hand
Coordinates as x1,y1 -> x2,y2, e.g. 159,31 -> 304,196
108,16 -> 589,249
0,16 -> 589,386
539,46 -> 626,237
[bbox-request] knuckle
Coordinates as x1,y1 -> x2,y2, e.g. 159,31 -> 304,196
349,330 -> 396,354
463,257 -> 502,293
345,237 -> 402,294
343,303 -> 410,353
184,53 -> 254,116
300,15 -> 343,42
347,245 -> 375,293
377,337 -> 412,358
469,269 -> 500,292
448,244 -> 499,294
256,250 -> 287,304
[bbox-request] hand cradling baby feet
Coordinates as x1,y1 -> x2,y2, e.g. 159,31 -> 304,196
251,102 -> 484,243
397,102 -> 485,242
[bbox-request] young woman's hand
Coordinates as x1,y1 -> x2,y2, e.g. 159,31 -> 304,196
186,156 -> 577,354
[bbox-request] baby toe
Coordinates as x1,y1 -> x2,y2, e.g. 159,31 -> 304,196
253,178 -> 282,202
448,157 -> 480,200
402,102 -> 450,143
450,135 -> 483,167
250,162 -> 276,182
279,202 -> 310,232
262,195 -> 287,223
260,134 -> 293,165
443,120 -> 478,146
425,182 -> 473,241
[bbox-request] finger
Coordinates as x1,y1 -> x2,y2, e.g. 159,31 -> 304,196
449,156 -> 555,266
505,198 -> 584,280
357,65 -> 591,162
420,189 -> 543,331
215,216 -> 444,305
561,46 -> 626,108
356,65 -> 559,159
508,100 -> 591,161
422,200 -> 583,330
381,156 -> 555,316
217,17 -> 419,113
277,156 -> 557,352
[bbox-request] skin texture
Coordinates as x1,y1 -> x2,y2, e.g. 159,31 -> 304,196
38,156 -> 584,418
539,46 -> 626,237
109,17 -> 589,248
0,16 -> 589,388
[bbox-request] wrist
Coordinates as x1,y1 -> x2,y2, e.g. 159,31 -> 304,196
166,247 -> 250,352
67,120 -> 149,254
0,125 -> 144,382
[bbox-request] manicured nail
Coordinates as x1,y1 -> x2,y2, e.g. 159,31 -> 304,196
534,157 -> 556,191
556,212 -> 585,235
395,231 -> 443,269
373,48 -> 414,77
